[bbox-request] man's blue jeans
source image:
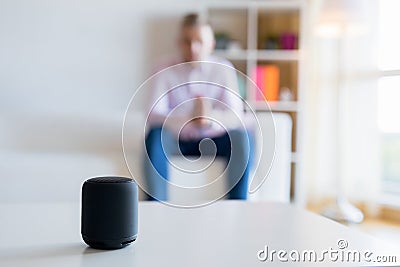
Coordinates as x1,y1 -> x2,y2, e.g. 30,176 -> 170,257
144,126 -> 253,201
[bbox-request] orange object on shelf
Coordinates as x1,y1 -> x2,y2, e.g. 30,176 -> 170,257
252,65 -> 280,102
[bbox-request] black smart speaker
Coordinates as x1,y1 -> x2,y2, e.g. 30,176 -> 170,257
81,176 -> 138,249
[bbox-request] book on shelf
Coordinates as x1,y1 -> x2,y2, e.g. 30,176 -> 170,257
252,65 -> 280,102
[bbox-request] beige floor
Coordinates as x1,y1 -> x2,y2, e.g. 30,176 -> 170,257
347,217 -> 400,248
307,203 -> 400,248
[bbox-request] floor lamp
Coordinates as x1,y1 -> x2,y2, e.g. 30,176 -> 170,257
316,0 -> 364,224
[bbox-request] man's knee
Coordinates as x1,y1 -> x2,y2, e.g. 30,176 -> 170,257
146,126 -> 163,140
228,129 -> 252,148
146,126 -> 173,144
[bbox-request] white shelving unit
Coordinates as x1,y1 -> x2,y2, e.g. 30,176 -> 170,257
205,0 -> 307,203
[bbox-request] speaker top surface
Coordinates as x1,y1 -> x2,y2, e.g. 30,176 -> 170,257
86,176 -> 133,184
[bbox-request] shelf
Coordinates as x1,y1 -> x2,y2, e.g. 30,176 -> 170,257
213,50 -> 248,60
246,101 -> 298,112
291,152 -> 298,163
207,0 -> 305,202
213,49 -> 300,61
257,50 -> 299,61
269,101 -> 298,112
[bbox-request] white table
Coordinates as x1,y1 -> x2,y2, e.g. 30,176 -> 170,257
0,201 -> 399,266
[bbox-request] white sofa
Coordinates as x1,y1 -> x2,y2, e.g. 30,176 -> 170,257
0,111 -> 292,203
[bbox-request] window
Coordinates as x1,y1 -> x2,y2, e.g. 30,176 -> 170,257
378,0 -> 400,196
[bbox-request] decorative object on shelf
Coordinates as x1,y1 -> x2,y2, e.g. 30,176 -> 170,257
252,65 -> 280,102
215,32 -> 243,51
279,87 -> 294,101
263,35 -> 280,49
226,40 -> 242,51
280,32 -> 297,50
215,32 -> 230,50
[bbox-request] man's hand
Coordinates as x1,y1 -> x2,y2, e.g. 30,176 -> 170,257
192,96 -> 210,127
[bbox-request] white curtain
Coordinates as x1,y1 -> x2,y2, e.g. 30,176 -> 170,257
304,0 -> 381,212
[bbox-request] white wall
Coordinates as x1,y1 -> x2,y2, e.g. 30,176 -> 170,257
0,0 -> 205,116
